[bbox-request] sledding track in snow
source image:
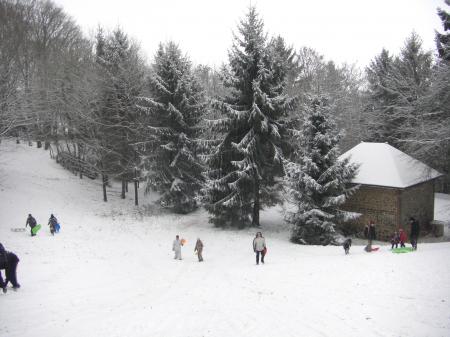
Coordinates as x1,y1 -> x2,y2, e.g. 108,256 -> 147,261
1,140 -> 450,337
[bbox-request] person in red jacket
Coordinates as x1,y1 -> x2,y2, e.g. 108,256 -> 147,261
399,229 -> 407,248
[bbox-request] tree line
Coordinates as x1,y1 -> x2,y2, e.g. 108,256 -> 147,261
1,0 -> 448,244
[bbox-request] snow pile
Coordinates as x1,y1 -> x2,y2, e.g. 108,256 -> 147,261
340,142 -> 442,188
1,140 -> 450,337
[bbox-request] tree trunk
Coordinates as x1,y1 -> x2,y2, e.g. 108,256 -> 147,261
37,141 -> 42,148
102,174 -> 108,202
44,141 -> 50,150
252,176 -> 260,227
125,181 -> 128,193
134,169 -> 139,206
121,179 -> 126,199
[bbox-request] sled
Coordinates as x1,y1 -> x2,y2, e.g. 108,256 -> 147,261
262,247 -> 268,255
54,223 -> 60,232
10,228 -> 25,232
180,238 -> 186,246
31,224 -> 42,235
392,247 -> 414,254
364,246 -> 379,252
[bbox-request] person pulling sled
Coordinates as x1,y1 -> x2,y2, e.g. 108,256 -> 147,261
25,214 -> 37,236
48,214 -> 59,235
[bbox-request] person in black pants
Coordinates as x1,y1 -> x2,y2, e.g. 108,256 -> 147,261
0,243 -> 21,293
409,217 -> 420,250
25,214 -> 37,236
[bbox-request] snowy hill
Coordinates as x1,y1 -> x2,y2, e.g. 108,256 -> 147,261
1,140 -> 450,337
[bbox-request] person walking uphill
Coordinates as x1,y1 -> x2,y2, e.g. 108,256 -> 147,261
172,235 -> 182,260
253,232 -> 267,265
0,243 -> 20,293
194,238 -> 204,262
48,214 -> 58,235
25,214 -> 37,236
409,217 -> 420,250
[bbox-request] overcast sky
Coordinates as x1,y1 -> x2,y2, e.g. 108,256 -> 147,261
55,0 -> 445,68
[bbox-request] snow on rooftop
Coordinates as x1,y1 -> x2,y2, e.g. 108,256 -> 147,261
340,142 -> 442,188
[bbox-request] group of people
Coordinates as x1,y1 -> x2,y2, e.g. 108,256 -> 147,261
390,217 -> 420,250
359,217 -> 421,253
172,232 -> 267,265
26,213 -> 60,236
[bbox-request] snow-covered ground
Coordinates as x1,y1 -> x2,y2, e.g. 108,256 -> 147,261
1,139 -> 450,337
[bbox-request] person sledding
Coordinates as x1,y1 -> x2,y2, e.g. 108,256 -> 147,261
48,214 -> 58,235
0,243 -> 21,293
25,214 -> 37,236
253,232 -> 267,265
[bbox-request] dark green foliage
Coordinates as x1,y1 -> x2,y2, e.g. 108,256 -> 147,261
138,42 -> 206,213
203,7 -> 294,228
285,97 -> 359,245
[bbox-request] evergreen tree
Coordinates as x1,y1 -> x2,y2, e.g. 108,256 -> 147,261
365,48 -> 396,142
404,1 -> 450,192
284,97 -> 358,245
94,28 -> 145,201
436,0 -> 450,61
203,7 -> 294,228
137,42 -> 206,213
365,34 -> 432,148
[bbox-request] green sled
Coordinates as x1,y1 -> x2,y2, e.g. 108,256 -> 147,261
31,224 -> 42,235
392,247 -> 414,254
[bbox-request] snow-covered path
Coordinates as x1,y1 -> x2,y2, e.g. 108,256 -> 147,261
1,140 -> 450,337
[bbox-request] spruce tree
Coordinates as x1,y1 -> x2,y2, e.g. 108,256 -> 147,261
94,28 -> 145,201
203,7 -> 294,228
284,97 -> 358,245
137,42 -> 206,213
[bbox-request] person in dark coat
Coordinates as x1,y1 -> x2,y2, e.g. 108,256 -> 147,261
365,221 -> 376,252
343,238 -> 352,255
0,243 -> 20,293
25,214 -> 37,236
48,214 -> 58,235
409,217 -> 420,250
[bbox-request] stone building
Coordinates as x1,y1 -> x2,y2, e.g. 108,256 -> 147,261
340,142 -> 442,240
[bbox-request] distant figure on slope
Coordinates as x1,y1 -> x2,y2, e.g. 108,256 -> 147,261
253,232 -> 267,265
365,221 -> 376,252
172,235 -> 182,260
0,243 -> 21,293
25,214 -> 37,236
409,217 -> 420,250
48,214 -> 58,235
194,238 -> 204,262
390,231 -> 400,249
399,229 -> 407,248
343,238 -> 352,255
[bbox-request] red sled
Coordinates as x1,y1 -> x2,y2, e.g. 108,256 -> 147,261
262,247 -> 268,255
364,246 -> 380,252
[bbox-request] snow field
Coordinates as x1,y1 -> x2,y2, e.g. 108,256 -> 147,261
1,140 -> 450,337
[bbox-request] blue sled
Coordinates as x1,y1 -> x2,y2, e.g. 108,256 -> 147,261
55,223 -> 61,233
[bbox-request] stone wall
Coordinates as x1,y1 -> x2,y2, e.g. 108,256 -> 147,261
342,185 -> 401,240
400,181 -> 434,235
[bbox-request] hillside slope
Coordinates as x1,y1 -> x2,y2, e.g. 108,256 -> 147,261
1,140 -> 449,337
